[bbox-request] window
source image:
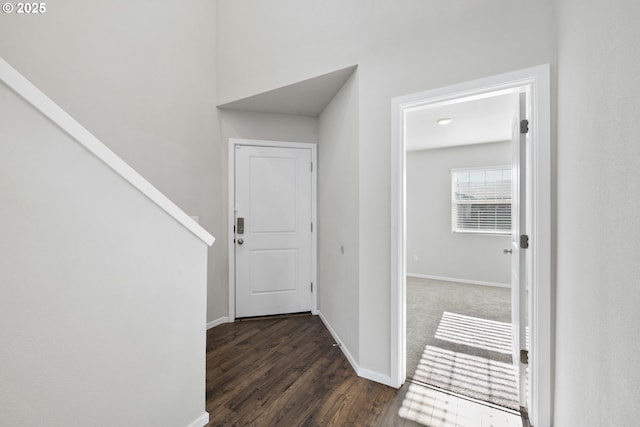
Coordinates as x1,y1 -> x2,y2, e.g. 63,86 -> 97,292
451,166 -> 511,234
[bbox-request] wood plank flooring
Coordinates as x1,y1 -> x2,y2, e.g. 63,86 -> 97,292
205,314 -> 397,426
205,314 -> 524,427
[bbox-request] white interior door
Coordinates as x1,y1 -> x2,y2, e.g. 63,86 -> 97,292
511,92 -> 528,409
234,144 -> 313,318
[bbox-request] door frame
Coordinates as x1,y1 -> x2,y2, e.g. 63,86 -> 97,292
390,65 -> 551,426
228,138 -> 318,321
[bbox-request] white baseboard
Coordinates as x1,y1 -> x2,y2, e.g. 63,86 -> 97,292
185,412 -> 209,427
316,311 -> 395,388
206,317 -> 230,330
407,273 -> 510,289
358,368 -> 394,388
316,311 -> 359,375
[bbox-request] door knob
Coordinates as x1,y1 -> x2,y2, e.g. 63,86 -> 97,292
503,248 -> 512,254
237,238 -> 244,245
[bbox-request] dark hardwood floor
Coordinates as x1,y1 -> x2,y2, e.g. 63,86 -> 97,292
205,314 -> 524,427
205,314 -> 402,426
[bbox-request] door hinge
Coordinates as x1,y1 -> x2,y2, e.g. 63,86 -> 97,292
520,234 -> 529,249
311,282 -> 313,292
311,162 -> 313,172
520,119 -> 529,134
311,222 -> 313,232
520,349 -> 529,365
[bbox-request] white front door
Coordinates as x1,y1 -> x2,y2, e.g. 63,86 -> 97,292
511,92 -> 528,409
234,144 -> 313,318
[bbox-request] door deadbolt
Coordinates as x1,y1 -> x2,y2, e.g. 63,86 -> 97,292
237,238 -> 244,245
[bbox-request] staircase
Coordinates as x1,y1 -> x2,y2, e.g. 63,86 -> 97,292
0,58 -> 214,427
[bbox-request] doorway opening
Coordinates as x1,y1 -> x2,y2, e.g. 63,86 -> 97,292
390,65 -> 551,427
404,89 -> 522,411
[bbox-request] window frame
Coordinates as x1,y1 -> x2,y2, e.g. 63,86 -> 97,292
451,165 -> 512,235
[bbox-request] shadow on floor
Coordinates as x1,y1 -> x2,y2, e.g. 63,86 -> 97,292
406,277 -> 519,409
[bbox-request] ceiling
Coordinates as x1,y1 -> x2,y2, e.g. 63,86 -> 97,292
217,66 -> 517,148
405,91 -> 518,151
217,65 -> 357,117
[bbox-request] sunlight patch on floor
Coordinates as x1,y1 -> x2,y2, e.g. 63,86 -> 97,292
398,382 -> 522,427
413,345 -> 519,409
435,312 -> 513,354
434,312 -> 530,355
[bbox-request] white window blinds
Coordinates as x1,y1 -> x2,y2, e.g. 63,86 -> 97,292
451,167 -> 512,234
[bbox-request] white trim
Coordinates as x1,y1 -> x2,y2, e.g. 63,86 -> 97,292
0,57 -> 214,247
206,317 -> 230,330
390,64 -> 551,427
407,273 -> 510,289
228,139 -> 236,321
317,311 -> 395,388
185,412 -> 209,427
527,64 -> 552,427
358,369 -> 394,388
228,138 -> 318,321
390,81 -> 407,389
317,312 -> 358,373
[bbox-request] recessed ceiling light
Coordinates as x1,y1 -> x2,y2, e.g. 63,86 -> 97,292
437,118 -> 453,125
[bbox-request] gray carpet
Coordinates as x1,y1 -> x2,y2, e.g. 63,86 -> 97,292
406,277 -> 519,410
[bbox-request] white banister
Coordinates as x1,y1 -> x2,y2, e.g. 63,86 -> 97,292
0,57 -> 214,246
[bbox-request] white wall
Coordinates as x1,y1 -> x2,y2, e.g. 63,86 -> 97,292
555,0 -> 640,424
0,0 -> 222,324
217,0 -> 556,377
7,1 -> 640,423
6,1 -> 639,423
219,110 -> 318,145
0,83 -> 208,426
407,142 -> 511,285
317,71 -> 360,361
